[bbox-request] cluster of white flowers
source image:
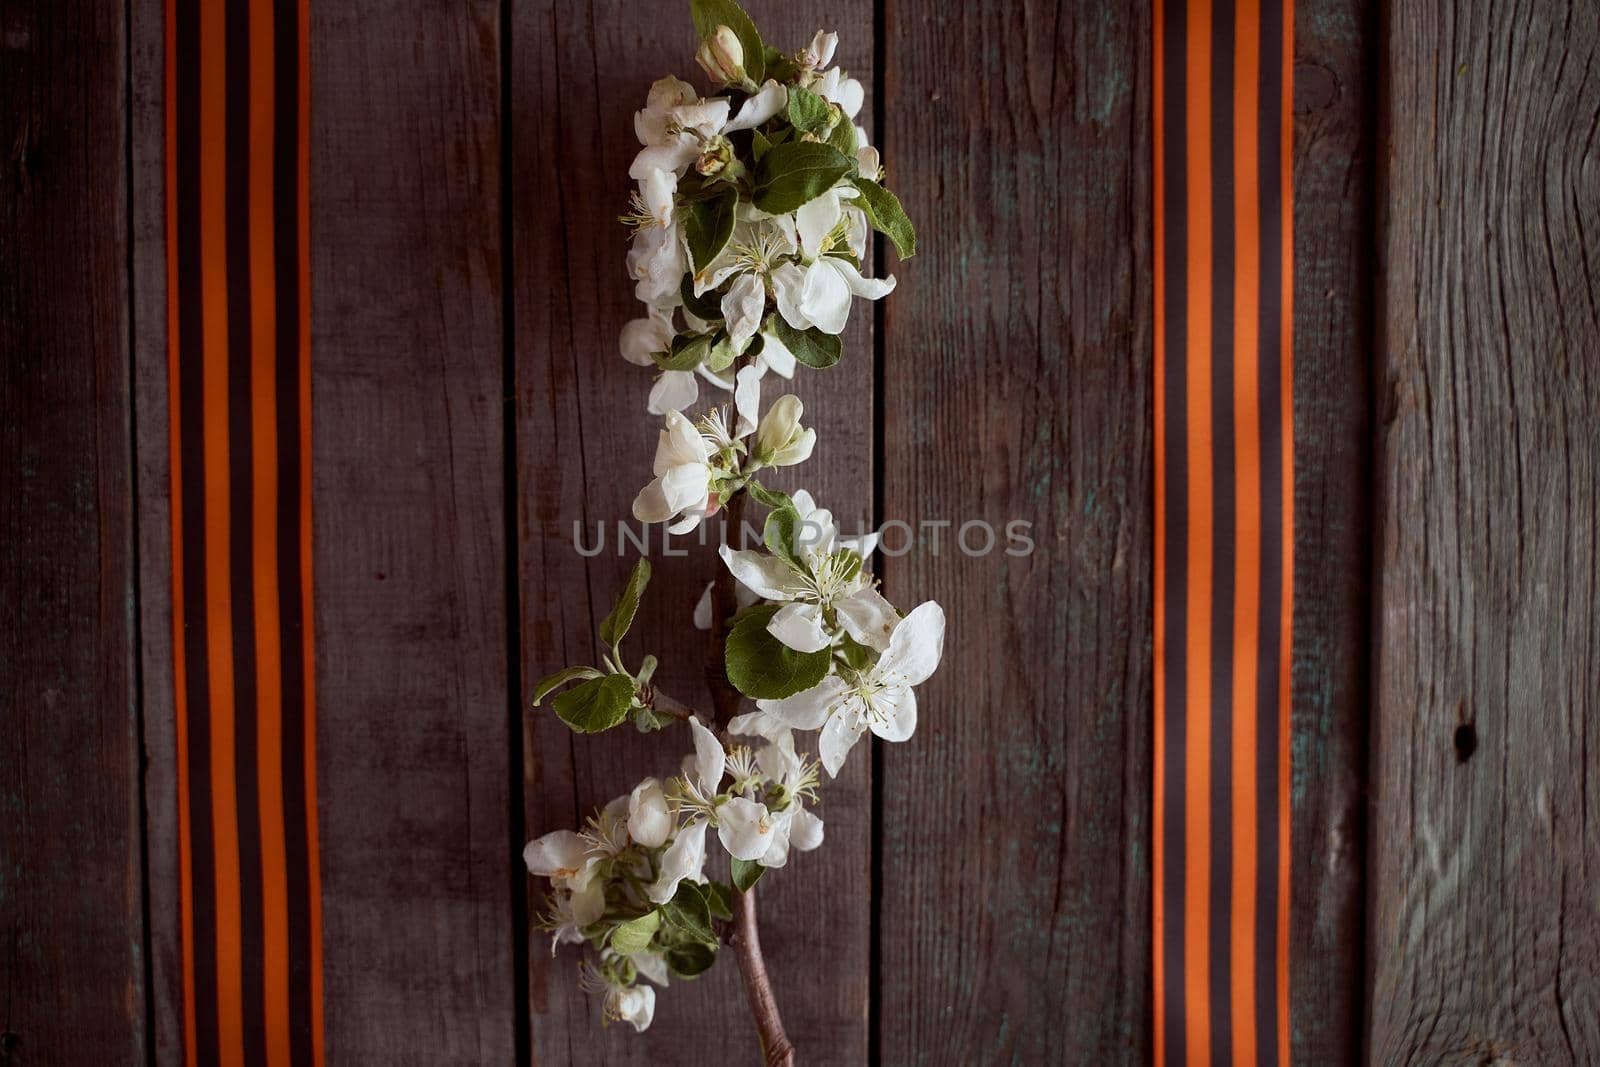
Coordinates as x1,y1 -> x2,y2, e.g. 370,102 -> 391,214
527,0 -> 936,1036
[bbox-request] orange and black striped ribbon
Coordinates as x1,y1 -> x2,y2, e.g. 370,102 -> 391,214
1153,0 -> 1293,1064
165,0 -> 323,1062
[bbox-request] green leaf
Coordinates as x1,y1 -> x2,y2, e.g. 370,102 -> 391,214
731,857 -> 765,892
689,0 -> 764,82
752,142 -> 853,215
609,910 -> 662,955
661,881 -> 717,944
680,276 -> 725,321
725,605 -> 833,699
655,332 -> 710,372
785,85 -> 833,134
763,505 -> 803,568
682,186 -> 738,274
598,558 -> 651,647
532,665 -> 602,706
849,177 -> 917,259
750,127 -> 772,163
826,114 -> 858,157
665,941 -> 717,978
769,315 -> 841,369
744,481 -> 793,511
552,674 -> 635,733
706,881 -> 735,920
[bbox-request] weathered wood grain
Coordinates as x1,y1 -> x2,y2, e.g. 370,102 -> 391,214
0,1 -> 145,1061
1370,0 -> 1600,1062
1289,0 -> 1373,1060
513,2 -> 876,1062
877,0 -> 1155,1060
311,1 -> 517,1060
129,0 -> 183,1057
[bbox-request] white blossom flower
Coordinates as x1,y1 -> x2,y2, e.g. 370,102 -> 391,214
798,30 -> 838,74
632,410 -> 714,533
750,732 -> 824,868
772,255 -> 894,335
542,880 -> 606,954
647,716 -> 725,903
627,777 -> 673,849
524,829 -> 602,893
814,66 -> 865,121
629,79 -> 785,181
582,962 -> 657,1032
758,601 -> 946,776
718,493 -> 897,654
608,984 -> 656,1032
751,394 -> 816,468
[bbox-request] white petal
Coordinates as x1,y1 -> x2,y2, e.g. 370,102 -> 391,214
788,807 -> 824,851
671,98 -> 730,138
728,709 -> 791,743
627,777 -> 673,849
733,363 -> 762,438
616,986 -> 656,1032
716,797 -> 776,861
570,878 -> 607,925
790,489 -> 818,517
718,545 -> 808,600
830,254 -> 897,300
688,715 -> 726,793
835,586 -> 901,652
756,323 -> 797,378
523,830 -> 588,880
758,674 -> 849,732
822,74 -> 865,119
766,601 -> 831,653
693,581 -> 714,630
794,191 -> 842,259
632,474 -> 676,523
818,711 -> 867,777
629,138 -> 698,180
620,314 -> 673,367
642,168 -> 676,225
772,262 -> 813,331
658,463 -> 711,517
646,366 -> 698,416
875,600 -> 945,686
803,30 -> 838,70
631,951 -> 671,988
840,529 -> 879,559
647,819 -> 706,904
799,258 -> 854,335
723,274 -> 767,350
725,80 -> 787,132
653,410 -> 708,474
868,685 -> 916,742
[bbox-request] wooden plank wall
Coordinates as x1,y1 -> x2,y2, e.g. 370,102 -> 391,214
3,0 -> 1598,1063
1369,0 -> 1600,1061
0,3 -> 146,1062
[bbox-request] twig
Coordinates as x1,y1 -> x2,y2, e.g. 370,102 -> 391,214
637,684 -> 695,722
730,884 -> 796,1067
702,402 -> 794,1062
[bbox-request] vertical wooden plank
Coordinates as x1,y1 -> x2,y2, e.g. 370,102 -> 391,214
311,1 -> 516,1060
130,0 -> 183,1055
1370,0 -> 1600,1061
0,1 -> 145,1061
514,2 -> 874,1062
1288,0 -> 1372,1059
877,0 -> 1154,1060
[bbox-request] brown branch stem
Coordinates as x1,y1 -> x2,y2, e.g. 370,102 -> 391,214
729,884 -> 795,1067
706,458 -> 794,1062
